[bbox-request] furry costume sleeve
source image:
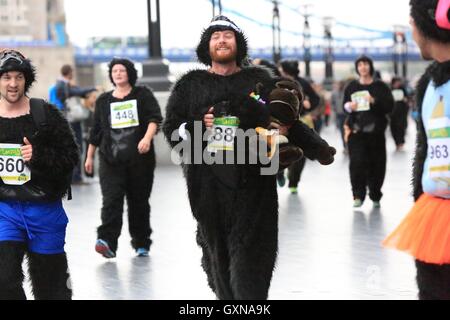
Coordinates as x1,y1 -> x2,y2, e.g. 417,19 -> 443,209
88,92 -> 107,147
371,81 -> 394,116
136,86 -> 163,129
163,71 -> 202,149
29,103 -> 79,178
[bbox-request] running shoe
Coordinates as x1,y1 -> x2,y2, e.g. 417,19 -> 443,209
136,248 -> 149,257
289,187 -> 298,194
373,201 -> 381,209
353,199 -> 363,208
277,172 -> 286,187
95,239 -> 116,258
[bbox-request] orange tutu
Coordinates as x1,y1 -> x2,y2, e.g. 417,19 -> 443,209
383,193 -> 450,265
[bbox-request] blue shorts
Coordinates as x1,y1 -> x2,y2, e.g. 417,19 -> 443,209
0,200 -> 68,254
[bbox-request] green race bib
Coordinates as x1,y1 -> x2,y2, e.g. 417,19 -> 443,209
110,99 -> 139,129
0,143 -> 31,185
207,116 -> 240,153
351,90 -> 371,112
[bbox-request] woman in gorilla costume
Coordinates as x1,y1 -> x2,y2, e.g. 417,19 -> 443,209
163,16 -> 335,300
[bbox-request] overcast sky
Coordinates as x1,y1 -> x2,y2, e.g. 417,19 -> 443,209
64,0 -> 411,48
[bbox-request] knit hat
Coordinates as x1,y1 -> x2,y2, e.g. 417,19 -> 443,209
196,15 -> 248,66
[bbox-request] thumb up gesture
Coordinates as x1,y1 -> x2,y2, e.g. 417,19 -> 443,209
21,137 -> 33,162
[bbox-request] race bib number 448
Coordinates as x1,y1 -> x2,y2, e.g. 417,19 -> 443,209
0,143 -> 31,185
110,99 -> 139,129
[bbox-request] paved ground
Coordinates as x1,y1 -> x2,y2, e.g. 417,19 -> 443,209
25,118 -> 419,300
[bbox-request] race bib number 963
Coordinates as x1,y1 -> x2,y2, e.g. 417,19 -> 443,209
0,143 -> 31,185
428,138 -> 450,178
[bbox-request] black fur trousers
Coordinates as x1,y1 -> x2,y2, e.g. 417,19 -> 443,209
416,260 -> 450,300
348,132 -> 386,202
0,241 -> 72,300
287,157 -> 306,188
193,171 -> 278,300
97,154 -> 155,253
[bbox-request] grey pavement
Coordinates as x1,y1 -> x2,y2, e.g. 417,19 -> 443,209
25,119 -> 419,300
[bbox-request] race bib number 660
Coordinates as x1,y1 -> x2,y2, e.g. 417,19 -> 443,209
0,143 -> 31,185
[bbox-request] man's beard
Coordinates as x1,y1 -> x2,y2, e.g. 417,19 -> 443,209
210,47 -> 238,64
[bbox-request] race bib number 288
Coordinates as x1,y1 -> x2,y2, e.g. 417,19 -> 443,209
207,116 -> 239,153
0,143 -> 31,185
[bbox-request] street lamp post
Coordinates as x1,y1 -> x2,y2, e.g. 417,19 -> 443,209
323,16 -> 334,89
393,25 -> 408,79
272,0 -> 281,64
211,0 -> 222,18
139,0 -> 172,91
147,0 -> 162,59
301,4 -> 313,80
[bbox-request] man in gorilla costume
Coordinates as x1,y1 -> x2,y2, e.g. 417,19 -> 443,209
163,15 -> 336,300
0,49 -> 78,299
384,0 -> 450,300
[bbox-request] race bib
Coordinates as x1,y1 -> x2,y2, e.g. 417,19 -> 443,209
422,82 -> 450,198
0,143 -> 31,185
351,90 -> 370,112
110,99 -> 139,129
428,117 -> 450,180
207,116 -> 239,153
428,138 -> 450,176
392,89 -> 405,102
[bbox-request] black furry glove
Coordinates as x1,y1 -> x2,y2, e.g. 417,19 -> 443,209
317,145 -> 336,165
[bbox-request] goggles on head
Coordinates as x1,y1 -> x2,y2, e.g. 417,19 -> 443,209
0,50 -> 25,69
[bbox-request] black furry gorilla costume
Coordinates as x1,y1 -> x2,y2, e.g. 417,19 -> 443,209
163,16 -> 335,300
0,50 -> 78,299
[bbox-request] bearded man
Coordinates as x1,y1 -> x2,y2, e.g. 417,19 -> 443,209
163,15 -> 335,300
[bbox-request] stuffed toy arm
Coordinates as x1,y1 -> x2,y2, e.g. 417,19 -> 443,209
288,121 -> 336,165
